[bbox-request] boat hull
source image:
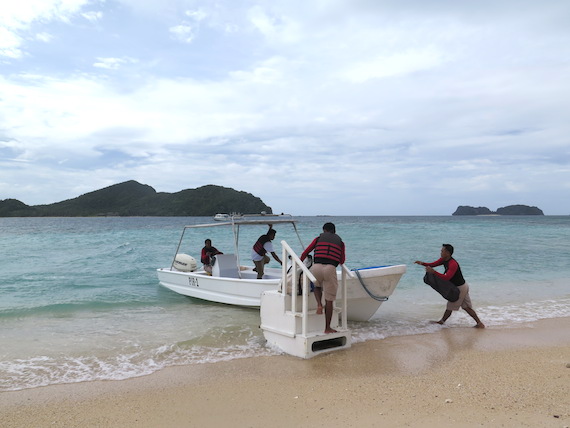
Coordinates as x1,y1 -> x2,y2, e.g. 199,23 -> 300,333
157,264 -> 406,321
157,267 -> 280,307
344,265 -> 406,321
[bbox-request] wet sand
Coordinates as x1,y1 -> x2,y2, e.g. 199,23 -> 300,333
1,317 -> 569,427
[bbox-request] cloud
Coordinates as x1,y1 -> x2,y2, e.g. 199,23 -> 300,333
169,24 -> 195,43
93,56 -> 138,70
1,1 -> 569,215
340,48 -> 446,83
185,9 -> 207,21
81,10 -> 103,22
0,27 -> 23,58
0,0 -> 90,59
168,8 -> 208,43
35,32 -> 54,43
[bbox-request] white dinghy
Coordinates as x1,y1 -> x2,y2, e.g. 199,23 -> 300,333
156,218 -> 406,322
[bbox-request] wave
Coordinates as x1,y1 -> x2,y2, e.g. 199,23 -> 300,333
2,297 -> 569,392
0,299 -> 159,319
0,333 -> 278,392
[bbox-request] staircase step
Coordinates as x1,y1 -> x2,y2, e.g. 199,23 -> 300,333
288,308 -> 342,317
302,329 -> 349,339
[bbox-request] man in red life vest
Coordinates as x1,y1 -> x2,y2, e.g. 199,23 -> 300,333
415,244 -> 485,328
251,226 -> 282,279
201,239 -> 223,275
301,222 -> 345,334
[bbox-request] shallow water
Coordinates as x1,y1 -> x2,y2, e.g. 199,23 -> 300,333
1,215 -> 569,391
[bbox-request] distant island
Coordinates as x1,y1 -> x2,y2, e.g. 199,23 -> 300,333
452,205 -> 544,216
0,181 -> 272,217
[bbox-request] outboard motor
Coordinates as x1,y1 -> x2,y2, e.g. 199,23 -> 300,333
173,254 -> 197,272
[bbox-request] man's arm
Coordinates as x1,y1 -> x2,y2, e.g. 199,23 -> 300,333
300,237 -> 318,261
270,251 -> 282,265
427,259 -> 458,281
415,258 -> 444,267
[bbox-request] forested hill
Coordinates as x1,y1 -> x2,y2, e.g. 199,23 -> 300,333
452,204 -> 544,215
0,181 -> 272,217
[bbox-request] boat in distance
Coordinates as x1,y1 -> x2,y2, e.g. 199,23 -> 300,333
214,212 -> 293,221
213,212 -> 242,221
156,218 -> 406,322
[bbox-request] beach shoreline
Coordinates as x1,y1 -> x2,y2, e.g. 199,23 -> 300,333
2,317 -> 569,427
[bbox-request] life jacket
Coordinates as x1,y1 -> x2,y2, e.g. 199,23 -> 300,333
313,232 -> 343,266
253,235 -> 271,256
443,258 -> 466,286
201,246 -> 219,265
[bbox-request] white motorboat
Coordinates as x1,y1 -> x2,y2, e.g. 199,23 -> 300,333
213,213 -> 230,221
213,212 -> 243,221
156,218 -> 406,322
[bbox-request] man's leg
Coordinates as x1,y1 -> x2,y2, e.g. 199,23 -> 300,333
254,260 -> 264,279
324,300 -> 337,334
322,264 -> 338,333
433,309 -> 452,324
314,286 -> 323,314
434,284 -> 468,325
464,307 -> 485,328
310,264 -> 324,314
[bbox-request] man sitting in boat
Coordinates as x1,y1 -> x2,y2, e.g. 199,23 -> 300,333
251,226 -> 282,279
201,239 -> 223,275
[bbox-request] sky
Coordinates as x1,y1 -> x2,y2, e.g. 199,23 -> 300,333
1,0 -> 569,215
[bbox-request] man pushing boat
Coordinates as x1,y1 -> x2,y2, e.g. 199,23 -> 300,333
415,244 -> 485,329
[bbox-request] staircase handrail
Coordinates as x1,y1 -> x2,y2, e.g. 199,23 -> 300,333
281,240 -> 347,336
281,241 -> 317,336
281,240 -> 317,284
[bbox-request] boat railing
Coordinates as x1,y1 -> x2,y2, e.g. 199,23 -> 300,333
280,240 -> 348,336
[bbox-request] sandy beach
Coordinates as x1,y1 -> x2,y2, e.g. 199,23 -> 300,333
2,317 -> 569,428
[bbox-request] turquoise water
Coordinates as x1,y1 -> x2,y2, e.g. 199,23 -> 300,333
1,216 -> 569,391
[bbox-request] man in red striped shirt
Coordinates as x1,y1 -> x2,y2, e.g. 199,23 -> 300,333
301,222 -> 345,333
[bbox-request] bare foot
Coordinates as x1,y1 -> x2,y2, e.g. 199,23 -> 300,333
430,320 -> 444,325
324,328 -> 337,334
474,323 -> 485,329
316,306 -> 323,315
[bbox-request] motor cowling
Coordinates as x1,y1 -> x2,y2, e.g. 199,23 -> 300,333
173,253 -> 197,272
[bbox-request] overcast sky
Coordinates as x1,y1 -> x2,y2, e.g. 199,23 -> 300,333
1,0 -> 569,215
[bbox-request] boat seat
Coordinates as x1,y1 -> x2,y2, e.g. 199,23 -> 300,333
211,254 -> 240,278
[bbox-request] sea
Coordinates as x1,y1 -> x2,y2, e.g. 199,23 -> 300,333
1,215 -> 569,392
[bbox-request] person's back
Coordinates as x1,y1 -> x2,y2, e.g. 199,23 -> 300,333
300,222 -> 345,333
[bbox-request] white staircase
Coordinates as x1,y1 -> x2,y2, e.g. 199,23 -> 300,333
259,240 -> 351,359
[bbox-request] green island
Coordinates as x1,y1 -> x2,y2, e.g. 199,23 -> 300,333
0,181 -> 272,217
452,205 -> 544,216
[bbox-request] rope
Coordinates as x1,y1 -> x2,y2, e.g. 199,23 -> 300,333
353,269 -> 390,302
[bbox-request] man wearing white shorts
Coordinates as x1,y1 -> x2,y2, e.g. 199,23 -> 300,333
415,244 -> 485,328
300,223 -> 345,333
251,227 -> 282,279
